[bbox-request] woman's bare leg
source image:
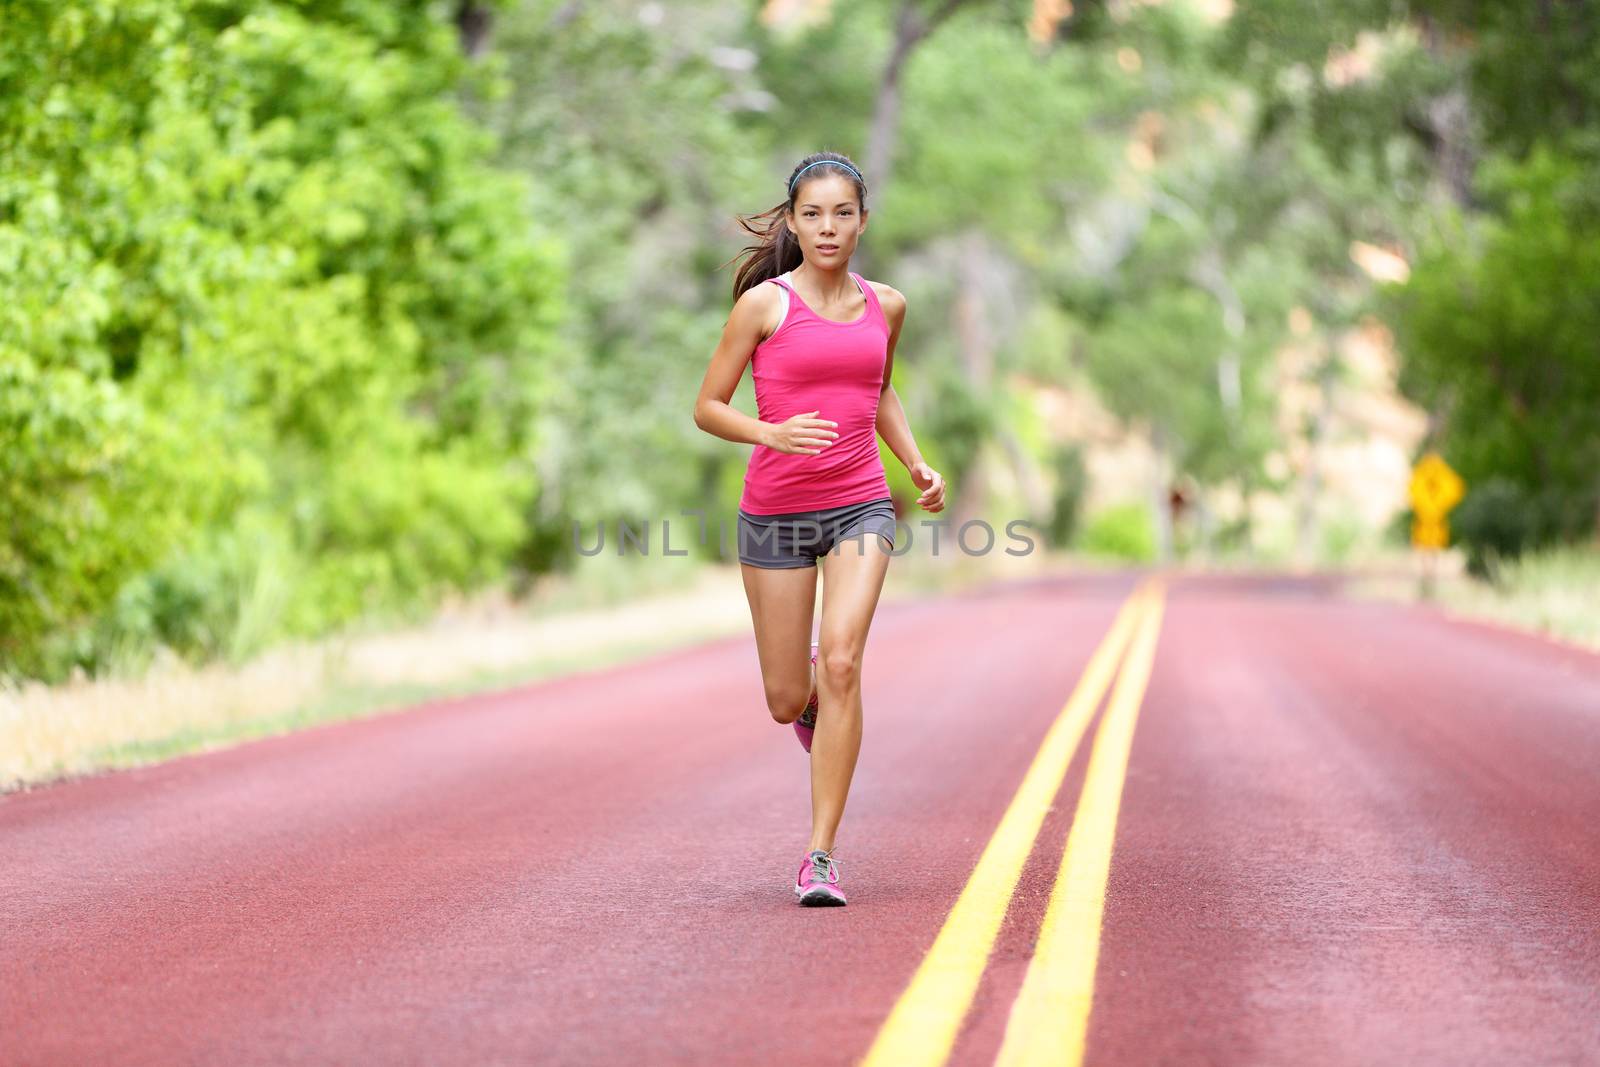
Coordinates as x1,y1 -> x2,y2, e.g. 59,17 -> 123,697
809,533 -> 892,853
740,562 -> 820,724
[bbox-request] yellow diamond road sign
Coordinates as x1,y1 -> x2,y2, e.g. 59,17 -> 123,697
1411,517 -> 1450,549
1410,452 -> 1464,520
1409,452 -> 1464,549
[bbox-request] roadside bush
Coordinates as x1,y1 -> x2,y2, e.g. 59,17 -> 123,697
1453,477 -> 1599,582
1451,479 -> 1532,580
1078,502 -> 1156,562
1045,442 -> 1088,550
0,1 -> 563,682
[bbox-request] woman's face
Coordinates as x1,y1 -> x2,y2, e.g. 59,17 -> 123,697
786,173 -> 866,267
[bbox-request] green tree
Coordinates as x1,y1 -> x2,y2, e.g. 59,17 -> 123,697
1388,146 -> 1600,553
0,0 -> 562,679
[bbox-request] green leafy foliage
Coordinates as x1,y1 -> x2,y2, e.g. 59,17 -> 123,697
479,0 -> 773,559
9,0 -> 1600,684
1388,146 -> 1600,560
1079,502 -> 1157,562
1045,442 -> 1089,550
1,0 -> 562,680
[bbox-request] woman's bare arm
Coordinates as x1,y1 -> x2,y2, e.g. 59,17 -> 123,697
872,283 -> 946,512
872,284 -> 925,470
693,284 -> 779,447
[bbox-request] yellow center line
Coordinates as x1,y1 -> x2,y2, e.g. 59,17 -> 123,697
994,580 -> 1166,1067
858,578 -> 1160,1067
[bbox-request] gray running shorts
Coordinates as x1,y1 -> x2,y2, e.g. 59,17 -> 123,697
737,496 -> 897,569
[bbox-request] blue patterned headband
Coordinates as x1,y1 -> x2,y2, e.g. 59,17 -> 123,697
789,159 -> 863,194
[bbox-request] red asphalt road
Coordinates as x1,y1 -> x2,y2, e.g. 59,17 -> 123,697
3,572 -> 1598,1066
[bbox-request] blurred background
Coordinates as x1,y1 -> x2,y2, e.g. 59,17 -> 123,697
3,0 -> 1597,775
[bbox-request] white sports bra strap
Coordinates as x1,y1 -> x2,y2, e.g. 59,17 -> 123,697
768,275 -> 791,334
765,271 -> 870,338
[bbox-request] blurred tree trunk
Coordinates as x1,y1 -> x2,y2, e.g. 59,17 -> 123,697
1191,246 -> 1244,420
1194,489 -> 1215,561
1150,427 -> 1174,563
1295,344 -> 1340,569
999,425 -> 1051,523
457,1 -> 494,57
865,0 -> 985,196
948,230 -> 995,540
1411,15 -> 1477,207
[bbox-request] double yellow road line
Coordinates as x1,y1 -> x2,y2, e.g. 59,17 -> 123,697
860,577 -> 1168,1067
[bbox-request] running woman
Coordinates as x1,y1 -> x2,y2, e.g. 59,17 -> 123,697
692,152 -> 946,906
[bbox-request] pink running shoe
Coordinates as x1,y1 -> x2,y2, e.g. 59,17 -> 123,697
794,847 -> 846,906
794,641 -> 820,753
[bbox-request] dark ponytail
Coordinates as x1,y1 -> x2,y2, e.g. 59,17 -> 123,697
724,151 -> 868,300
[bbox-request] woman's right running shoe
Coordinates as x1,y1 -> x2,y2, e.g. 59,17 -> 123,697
794,642 -> 819,753
794,847 -> 846,906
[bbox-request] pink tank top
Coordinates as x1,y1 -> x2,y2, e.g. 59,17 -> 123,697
739,271 -> 893,515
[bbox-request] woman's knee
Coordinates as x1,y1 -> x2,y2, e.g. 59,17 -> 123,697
765,683 -> 809,724
818,645 -> 860,690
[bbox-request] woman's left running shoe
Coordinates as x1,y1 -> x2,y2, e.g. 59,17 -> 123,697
794,641 -> 820,753
794,847 -> 846,906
